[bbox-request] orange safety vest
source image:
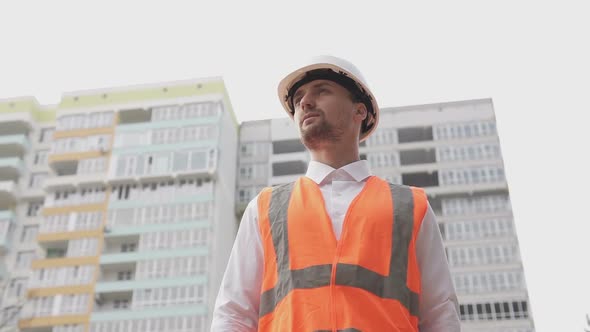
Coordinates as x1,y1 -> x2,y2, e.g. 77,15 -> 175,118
257,176 -> 427,332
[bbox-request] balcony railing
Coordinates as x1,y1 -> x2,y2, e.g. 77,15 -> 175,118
0,134 -> 30,157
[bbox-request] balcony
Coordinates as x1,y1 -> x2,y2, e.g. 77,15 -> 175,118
0,258 -> 7,281
0,134 -> 30,158
0,211 -> 15,253
0,111 -> 33,135
94,292 -> 133,313
118,107 -> 151,125
101,247 -> 208,265
109,148 -> 218,184
425,181 -> 509,197
0,180 -> 19,207
0,157 -> 24,180
43,173 -> 106,191
90,304 -> 207,323
95,275 -> 206,294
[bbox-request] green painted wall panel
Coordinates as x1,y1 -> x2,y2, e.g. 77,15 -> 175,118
100,247 -> 208,264
95,275 -> 207,293
105,220 -> 210,237
90,304 -> 207,322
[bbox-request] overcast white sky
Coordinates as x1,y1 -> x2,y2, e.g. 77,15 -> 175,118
2,1 -> 589,331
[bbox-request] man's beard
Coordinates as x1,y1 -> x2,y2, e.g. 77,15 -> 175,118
300,115 -> 343,149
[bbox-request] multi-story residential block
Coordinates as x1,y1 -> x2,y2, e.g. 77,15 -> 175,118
0,78 -> 238,332
1,83 -> 533,332
236,98 -> 535,332
0,98 -> 54,332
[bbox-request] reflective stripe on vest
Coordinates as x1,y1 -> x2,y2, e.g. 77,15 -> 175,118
257,176 -> 426,331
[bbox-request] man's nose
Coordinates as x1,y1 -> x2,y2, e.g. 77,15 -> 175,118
299,92 -> 315,112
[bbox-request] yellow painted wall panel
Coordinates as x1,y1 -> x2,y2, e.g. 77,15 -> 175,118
32,256 -> 99,269
19,315 -> 88,329
53,127 -> 114,139
42,203 -> 107,215
48,151 -> 107,163
27,285 -> 94,297
37,229 -> 103,243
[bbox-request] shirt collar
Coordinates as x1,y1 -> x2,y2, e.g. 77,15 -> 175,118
305,160 -> 372,185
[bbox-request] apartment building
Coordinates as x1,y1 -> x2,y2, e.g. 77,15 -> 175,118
0,99 -> 54,332
236,98 -> 535,332
1,83 -> 533,332
0,78 -> 238,332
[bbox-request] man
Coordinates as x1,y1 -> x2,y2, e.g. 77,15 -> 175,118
211,55 -> 460,331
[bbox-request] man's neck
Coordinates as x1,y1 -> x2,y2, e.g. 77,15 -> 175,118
309,141 -> 360,169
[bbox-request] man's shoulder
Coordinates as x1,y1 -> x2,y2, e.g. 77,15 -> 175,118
373,176 -> 409,188
373,176 -> 427,194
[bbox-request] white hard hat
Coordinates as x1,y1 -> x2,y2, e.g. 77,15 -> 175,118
277,55 -> 379,142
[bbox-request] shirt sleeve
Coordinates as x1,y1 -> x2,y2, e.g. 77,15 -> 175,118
210,196 -> 262,332
416,203 -> 462,332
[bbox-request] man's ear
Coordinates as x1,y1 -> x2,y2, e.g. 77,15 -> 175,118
354,103 -> 368,122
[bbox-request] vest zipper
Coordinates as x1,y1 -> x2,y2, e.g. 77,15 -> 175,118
329,176 -> 374,332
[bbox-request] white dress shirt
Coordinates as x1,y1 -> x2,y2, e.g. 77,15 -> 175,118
211,160 -> 461,332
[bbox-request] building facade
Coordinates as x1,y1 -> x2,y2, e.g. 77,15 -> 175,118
0,99 -> 54,332
0,78 -> 238,332
1,83 -> 533,332
236,99 -> 535,332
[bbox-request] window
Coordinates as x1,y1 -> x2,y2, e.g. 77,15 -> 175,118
398,126 -> 433,143
240,166 -> 253,179
15,251 -> 35,269
0,219 -> 12,239
442,217 -> 515,241
365,128 -> 397,146
78,157 -> 107,174
90,315 -> 206,332
117,271 -> 133,281
447,244 -> 519,268
240,143 -> 254,157
33,296 -> 54,317
367,151 -> 398,168
272,160 -> 306,177
114,299 -> 130,309
60,294 -> 89,315
399,149 -> 436,165
7,278 -> 27,298
189,150 -> 207,170
132,285 -> 206,309
53,325 -> 84,332
121,243 -> 137,253
46,248 -> 66,258
1,306 -> 19,327
173,151 -> 189,171
29,172 -> 48,189
67,238 -> 99,257
39,128 -> 55,143
238,188 -> 252,204
20,225 -> 39,243
435,121 -> 497,141
272,139 -> 305,154
402,172 -> 439,187
441,194 -> 511,216
26,201 -> 43,217
33,150 -> 49,166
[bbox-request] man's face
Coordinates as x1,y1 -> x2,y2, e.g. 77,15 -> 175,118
291,79 -> 363,148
